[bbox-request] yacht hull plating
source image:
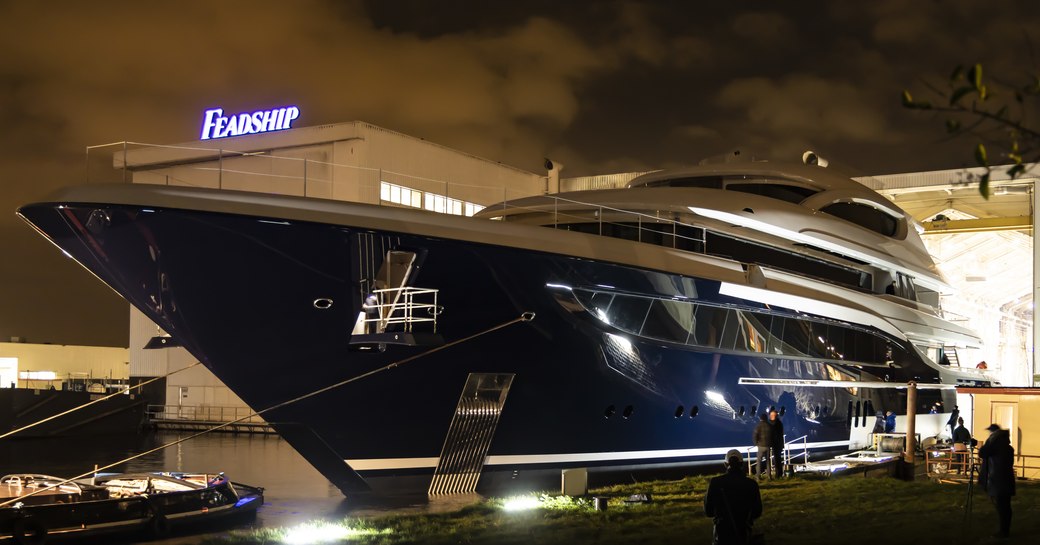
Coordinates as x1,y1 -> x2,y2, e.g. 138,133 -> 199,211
19,185 -> 951,495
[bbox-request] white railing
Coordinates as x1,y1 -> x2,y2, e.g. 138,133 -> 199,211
357,287 -> 439,334
784,434 -> 810,469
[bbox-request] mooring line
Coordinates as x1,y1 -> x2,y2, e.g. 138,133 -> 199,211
0,312 -> 534,507
0,361 -> 204,441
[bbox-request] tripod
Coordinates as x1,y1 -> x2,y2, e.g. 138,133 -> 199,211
963,446 -> 977,525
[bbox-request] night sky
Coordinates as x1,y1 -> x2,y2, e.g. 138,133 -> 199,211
2,0 -> 1038,347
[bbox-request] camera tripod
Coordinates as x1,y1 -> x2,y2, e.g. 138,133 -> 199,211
963,446 -> 977,525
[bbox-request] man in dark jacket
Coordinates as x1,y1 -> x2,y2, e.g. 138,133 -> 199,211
705,449 -> 763,545
978,424 -> 1015,538
752,414 -> 773,480
768,409 -> 784,478
952,417 -> 973,474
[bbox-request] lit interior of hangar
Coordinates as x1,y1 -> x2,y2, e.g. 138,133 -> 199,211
863,167 -> 1038,386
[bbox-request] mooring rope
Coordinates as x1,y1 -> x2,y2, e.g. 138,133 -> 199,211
0,361 -> 204,441
0,312 -> 535,507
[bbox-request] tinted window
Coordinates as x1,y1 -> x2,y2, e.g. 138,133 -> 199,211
641,176 -> 724,189
691,305 -> 726,347
575,290 -> 614,318
606,295 -> 652,332
727,183 -> 818,204
820,202 -> 899,237
641,299 -> 695,344
573,288 -> 897,366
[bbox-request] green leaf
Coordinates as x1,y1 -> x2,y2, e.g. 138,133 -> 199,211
945,119 -> 961,133
949,86 -> 974,105
901,90 -> 914,107
979,172 -> 990,199
975,143 -> 988,167
978,84 -> 988,101
1008,164 -> 1026,178
970,63 -> 984,90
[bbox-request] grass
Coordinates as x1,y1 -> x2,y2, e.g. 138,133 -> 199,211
205,473 -> 1040,544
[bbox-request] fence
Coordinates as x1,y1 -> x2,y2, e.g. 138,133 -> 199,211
146,405 -> 273,433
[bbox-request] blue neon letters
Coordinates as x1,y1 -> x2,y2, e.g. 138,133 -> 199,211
200,106 -> 300,140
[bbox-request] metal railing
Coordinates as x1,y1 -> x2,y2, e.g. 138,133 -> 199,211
926,447 -> 1040,480
1015,453 -> 1040,479
357,287 -> 439,334
784,435 -> 810,469
925,446 -> 975,477
741,435 -> 808,477
146,404 -> 267,425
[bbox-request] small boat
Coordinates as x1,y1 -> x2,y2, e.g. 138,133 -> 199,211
0,471 -> 263,544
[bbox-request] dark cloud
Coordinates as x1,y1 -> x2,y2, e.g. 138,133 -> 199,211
1,0 -> 1039,345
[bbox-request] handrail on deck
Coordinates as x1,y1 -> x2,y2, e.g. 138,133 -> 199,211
784,434 -> 810,468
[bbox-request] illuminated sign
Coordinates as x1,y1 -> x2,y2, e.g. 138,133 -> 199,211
200,105 -> 300,140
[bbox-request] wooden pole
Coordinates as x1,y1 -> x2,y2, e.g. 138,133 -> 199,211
904,381 -> 918,469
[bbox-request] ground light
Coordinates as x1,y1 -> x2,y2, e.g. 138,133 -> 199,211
278,520 -> 391,544
500,495 -> 543,512
499,494 -> 594,512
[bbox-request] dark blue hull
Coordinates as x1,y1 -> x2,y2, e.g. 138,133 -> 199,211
18,191 -> 949,495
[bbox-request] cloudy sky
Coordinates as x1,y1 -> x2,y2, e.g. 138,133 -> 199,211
1,0 -> 1038,347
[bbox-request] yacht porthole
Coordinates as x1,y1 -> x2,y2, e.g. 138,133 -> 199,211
689,406 -> 699,418
622,405 -> 634,419
313,298 -> 334,310
604,405 -> 616,418
674,405 -> 685,418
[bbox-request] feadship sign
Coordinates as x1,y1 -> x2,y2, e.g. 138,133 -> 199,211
200,105 -> 300,140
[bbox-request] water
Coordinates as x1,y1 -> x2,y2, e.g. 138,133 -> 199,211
0,431 -> 445,543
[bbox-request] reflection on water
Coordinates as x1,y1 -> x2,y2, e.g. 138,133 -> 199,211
0,432 -> 343,538
0,431 -> 484,542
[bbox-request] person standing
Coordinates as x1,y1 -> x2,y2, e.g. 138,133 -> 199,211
768,409 -> 784,478
978,424 -> 1015,539
752,413 -> 773,480
704,449 -> 763,545
951,417 -> 974,474
884,410 -> 897,433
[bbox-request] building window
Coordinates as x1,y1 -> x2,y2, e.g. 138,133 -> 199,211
380,181 -> 421,209
380,182 -> 484,217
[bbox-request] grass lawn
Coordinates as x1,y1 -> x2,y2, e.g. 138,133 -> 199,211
207,473 -> 1039,544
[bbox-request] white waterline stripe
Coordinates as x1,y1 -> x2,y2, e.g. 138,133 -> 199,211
346,441 -> 851,471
